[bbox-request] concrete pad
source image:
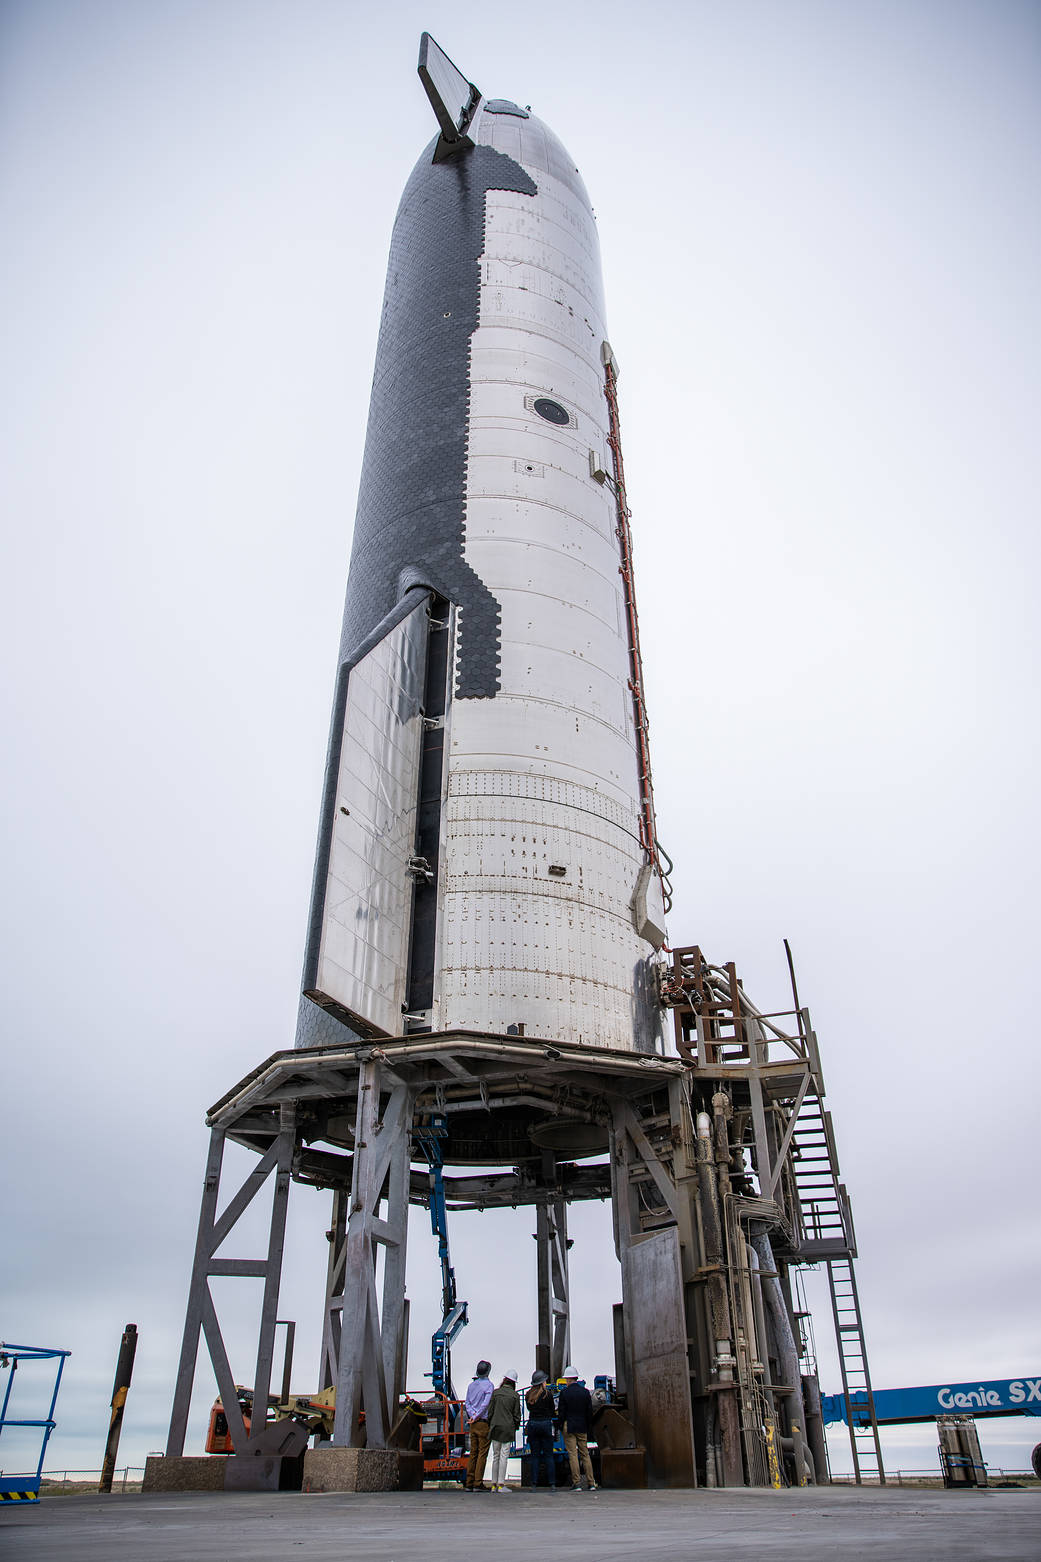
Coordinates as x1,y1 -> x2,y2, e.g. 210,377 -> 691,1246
302,1446 -> 421,1492
141,1456 -> 225,1492
1,1484 -> 1037,1562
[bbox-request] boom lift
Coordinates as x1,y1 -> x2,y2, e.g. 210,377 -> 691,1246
413,1115 -> 468,1402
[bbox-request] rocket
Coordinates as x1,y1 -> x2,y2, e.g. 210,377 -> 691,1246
159,40 -> 869,1490
300,35 -> 669,1057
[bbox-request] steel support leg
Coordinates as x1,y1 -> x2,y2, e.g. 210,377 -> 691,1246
332,1061 -> 413,1447
165,1107 -> 296,1458
535,1151 -> 571,1381
166,1128 -> 227,1457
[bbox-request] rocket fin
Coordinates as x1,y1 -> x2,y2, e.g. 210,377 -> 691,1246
632,864 -> 668,950
303,595 -> 432,1038
418,33 -> 481,161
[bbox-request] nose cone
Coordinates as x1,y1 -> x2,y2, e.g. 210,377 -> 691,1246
474,98 -> 595,215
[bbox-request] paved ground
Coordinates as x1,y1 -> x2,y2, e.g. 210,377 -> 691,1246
1,1485 -> 1038,1562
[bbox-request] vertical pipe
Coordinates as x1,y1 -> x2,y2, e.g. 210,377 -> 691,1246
752,1232 -> 804,1487
802,1374 -> 829,1485
694,1112 -> 742,1486
744,1243 -> 775,1419
790,1419 -> 810,1487
99,1325 -> 138,1493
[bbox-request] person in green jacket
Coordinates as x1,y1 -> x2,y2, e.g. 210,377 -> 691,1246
487,1371 -> 522,1491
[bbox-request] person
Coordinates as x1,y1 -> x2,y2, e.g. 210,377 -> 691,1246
556,1365 -> 597,1491
463,1360 -> 494,1491
525,1369 -> 557,1490
486,1369 -> 522,1491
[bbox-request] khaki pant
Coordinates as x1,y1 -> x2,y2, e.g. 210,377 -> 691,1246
489,1438 -> 512,1486
563,1426 -> 595,1487
465,1419 -> 490,1488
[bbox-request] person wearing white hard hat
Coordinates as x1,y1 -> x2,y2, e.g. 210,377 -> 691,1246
556,1367 -> 597,1491
487,1370 -> 522,1491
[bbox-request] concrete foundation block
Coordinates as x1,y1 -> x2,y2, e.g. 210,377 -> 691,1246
302,1447 -> 421,1493
142,1456 -> 226,1493
600,1448 -> 648,1488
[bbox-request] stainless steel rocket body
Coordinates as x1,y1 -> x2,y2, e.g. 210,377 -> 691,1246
301,99 -> 666,1055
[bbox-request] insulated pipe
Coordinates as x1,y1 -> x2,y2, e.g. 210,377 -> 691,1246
711,1094 -> 732,1195
745,1242 -> 777,1417
703,1399 -> 718,1488
694,1118 -> 732,1356
778,1433 -> 816,1485
801,1373 -> 830,1485
695,1115 -> 742,1486
752,1235 -> 801,1423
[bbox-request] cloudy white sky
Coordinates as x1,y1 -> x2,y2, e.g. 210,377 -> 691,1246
2,0 -> 1039,1481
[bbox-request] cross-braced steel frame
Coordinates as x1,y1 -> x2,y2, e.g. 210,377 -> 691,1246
166,973 -> 875,1489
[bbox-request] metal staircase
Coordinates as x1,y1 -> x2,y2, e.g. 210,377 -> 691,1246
789,1091 -> 851,1258
660,945 -> 886,1486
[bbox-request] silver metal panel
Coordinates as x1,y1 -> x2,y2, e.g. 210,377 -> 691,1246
622,1230 -> 698,1484
430,122 -> 665,1051
311,600 -> 427,1034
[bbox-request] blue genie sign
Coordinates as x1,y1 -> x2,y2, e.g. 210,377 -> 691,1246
822,1377 -> 1041,1426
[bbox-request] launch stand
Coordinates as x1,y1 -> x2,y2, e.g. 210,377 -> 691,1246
160,952 -> 883,1491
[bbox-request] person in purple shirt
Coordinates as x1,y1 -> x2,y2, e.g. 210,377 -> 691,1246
463,1360 -> 494,1491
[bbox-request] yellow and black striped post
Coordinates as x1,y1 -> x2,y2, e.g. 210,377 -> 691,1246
99,1325 -> 138,1494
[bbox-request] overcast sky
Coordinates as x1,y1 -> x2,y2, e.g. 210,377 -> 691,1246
2,0 -> 1039,1481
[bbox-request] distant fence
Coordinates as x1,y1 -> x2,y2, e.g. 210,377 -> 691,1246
0,1467 -> 146,1491
829,1468 -> 1034,1485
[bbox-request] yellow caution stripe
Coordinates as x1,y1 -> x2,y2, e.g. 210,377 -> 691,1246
0,1491 -> 39,1502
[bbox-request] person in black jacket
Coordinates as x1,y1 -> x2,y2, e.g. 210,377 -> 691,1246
556,1366 -> 597,1491
524,1370 -> 557,1490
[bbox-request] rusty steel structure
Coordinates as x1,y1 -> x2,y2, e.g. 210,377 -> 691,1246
164,945 -> 882,1487
162,35 -> 882,1492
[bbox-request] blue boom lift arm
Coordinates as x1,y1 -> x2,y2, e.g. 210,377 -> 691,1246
413,1117 -> 468,1401
822,1376 -> 1041,1427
